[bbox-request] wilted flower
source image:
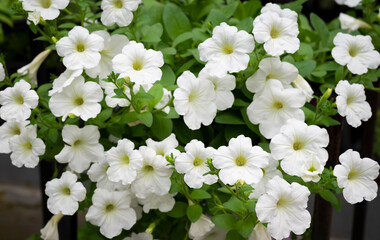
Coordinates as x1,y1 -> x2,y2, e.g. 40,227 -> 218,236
40,212 -> 64,240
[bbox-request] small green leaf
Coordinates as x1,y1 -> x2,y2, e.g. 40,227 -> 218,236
163,3 -> 192,40
167,201 -> 188,218
172,31 -> 193,47
295,60 -> 316,77
187,205 -> 203,222
137,112 -> 153,127
319,189 -> 341,211
190,189 -> 212,200
211,214 -> 237,230
310,13 -> 330,47
223,196 -> 245,214
226,230 -> 245,240
141,23 -> 163,43
160,65 -> 176,87
97,108 -> 113,122
235,219 -> 255,238
151,114 -> 173,140
215,112 -> 245,125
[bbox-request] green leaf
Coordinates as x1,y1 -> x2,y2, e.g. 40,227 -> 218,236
160,65 -> 176,87
319,189 -> 341,211
58,23 -> 77,29
236,17 -> 254,32
163,3 -> 192,40
295,60 -> 316,77
190,189 -> 212,200
167,201 -> 188,218
172,31 -> 193,47
187,205 -> 203,222
234,1 -> 261,20
37,83 -> 52,98
244,199 -> 257,212
211,214 -> 237,230
223,196 -> 245,214
310,13 -> 330,47
147,83 -> 164,109
151,114 -> 173,140
226,230 -> 245,240
137,112 -> 153,127
206,9 -> 227,28
121,111 -> 139,124
97,108 -> 113,122
47,128 -> 59,143
235,219 -> 255,238
320,116 -> 340,127
215,112 -> 245,125
141,23 -> 163,43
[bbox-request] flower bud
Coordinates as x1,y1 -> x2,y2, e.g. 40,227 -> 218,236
17,49 -> 51,85
293,75 -> 314,102
40,212 -> 64,240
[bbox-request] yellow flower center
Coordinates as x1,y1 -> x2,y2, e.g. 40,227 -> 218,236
270,27 -> 282,39
113,0 -> 123,8
348,46 -> 360,57
308,165 -> 317,172
23,141 -> 33,150
120,154 -> 130,164
273,101 -> 283,109
105,204 -> 115,212
132,60 -> 143,71
73,139 -> 82,147
188,92 -> 198,103
40,0 -> 52,8
348,170 -> 359,180
293,141 -> 303,151
74,97 -> 84,106
276,197 -> 288,208
12,127 -> 21,135
193,157 -> 203,166
61,187 -> 71,196
76,43 -> 86,52
15,95 -> 24,105
143,165 -> 154,173
235,155 -> 247,166
222,44 -> 234,54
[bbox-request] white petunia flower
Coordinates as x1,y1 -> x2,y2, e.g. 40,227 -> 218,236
55,125 -> 104,173
198,22 -> 255,77
339,13 -> 371,32
246,57 -> 298,95
56,26 -> 104,70
175,140 -> 217,188
189,214 -> 215,240
87,158 -> 125,191
0,62 -> 5,82
260,3 -> 297,21
332,32 -> 380,75
0,120 -> 29,154
300,154 -> 324,183
40,212 -> 64,240
101,0 -> 141,27
335,0 -> 361,7
256,176 -> 311,240
137,193 -> 176,213
49,76 -> 103,121
253,8 -> 299,56
247,80 -> 305,139
213,135 -> 270,185
45,171 -> 86,215
173,71 -> 217,130
334,149 -> 380,204
131,146 -> 172,198
86,188 -> 137,239
106,138 -> 143,185
293,75 -> 314,102
86,31 -> 129,79
198,68 -> 236,111
48,69 -> 82,96
270,118 -> 329,176
9,125 -> 45,168
99,80 -> 130,108
248,222 -> 271,240
112,41 -> 164,85
21,0 -> 69,20
154,88 -> 171,114
27,10 -> 41,25
145,133 -> 180,157
124,232 -> 154,240
335,80 -> 372,128
0,80 -> 38,121
192,227 -> 227,240
17,49 -> 51,85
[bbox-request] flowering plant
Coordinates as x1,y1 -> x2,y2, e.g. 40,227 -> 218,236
1,0 -> 380,239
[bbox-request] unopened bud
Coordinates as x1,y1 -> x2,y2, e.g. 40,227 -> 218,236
236,179 -> 245,188
68,113 -> 77,118
320,88 -> 332,103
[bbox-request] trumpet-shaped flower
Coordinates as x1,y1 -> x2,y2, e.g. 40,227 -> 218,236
112,41 -> 164,85
247,80 -> 305,139
175,140 -> 217,188
88,158 -> 125,191
335,0 -> 361,7
213,135 -> 270,185
248,222 -> 271,240
40,212 -> 64,240
189,214 -> 215,240
21,0 -> 69,20
86,31 -> 129,79
45,171 -> 86,215
106,138 -> 143,185
0,80 -> 38,121
246,57 -> 298,94
86,188 -> 137,239
300,154 -> 324,183
9,125 -> 45,168
101,0 -> 141,27
332,32 -> 380,75
334,149 -> 380,204
173,71 -> 217,130
49,76 -> 103,121
48,69 -> 82,96
55,125 -> 104,173
293,75 -> 314,102
99,80 -> 130,108
145,133 -> 180,158
137,193 -> 176,213
270,118 -> 329,176
335,80 -> 372,128
0,120 -> 29,153
17,49 -> 51,85
56,26 -> 104,70
256,176 -> 311,240
198,23 -> 255,77
339,13 -> 371,32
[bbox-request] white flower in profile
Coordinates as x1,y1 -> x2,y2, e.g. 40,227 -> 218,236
198,68 -> 236,111
145,133 -> 180,157
45,171 -> 86,215
198,22 -> 255,77
86,31 -> 129,79
17,49 -> 51,85
256,176 -> 311,240
213,135 -> 270,185
86,188 -> 137,239
137,193 -> 176,213
40,212 -> 64,240
339,13 -> 370,32
300,154 -> 324,183
249,156 -> 282,199
189,214 -> 215,240
335,80 -> 372,128
124,232 -> 154,240
106,138 -> 143,185
101,0 -> 141,27
248,222 -> 271,240
270,118 -> 329,176
55,125 -> 104,173
112,41 -> 164,85
332,32 -> 380,75
56,26 -> 104,70
87,158 -> 125,191
335,0 -> 361,7
21,0 -> 69,20
192,227 -> 227,240
99,80 -> 130,108
245,57 -> 298,95
154,88 -> 171,114
0,120 -> 29,154
48,69 -> 82,96
49,76 -> 103,121
293,75 -> 314,102
9,125 -> 45,168
0,62 -> 5,82
334,149 -> 380,204
247,80 -> 305,139
175,140 -> 217,189
0,80 -> 38,121
173,71 -> 217,130
253,8 -> 299,56
27,10 -> 41,25
131,146 -> 172,198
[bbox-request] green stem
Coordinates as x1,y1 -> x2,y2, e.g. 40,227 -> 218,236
35,25 -> 54,45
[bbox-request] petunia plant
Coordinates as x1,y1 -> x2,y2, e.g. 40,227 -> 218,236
1,0 -> 380,239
